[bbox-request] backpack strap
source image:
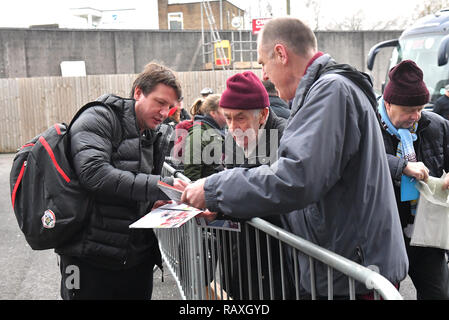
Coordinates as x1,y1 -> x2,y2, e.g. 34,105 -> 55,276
297,62 -> 381,127
320,63 -> 378,111
67,101 -> 114,132
321,64 -> 384,126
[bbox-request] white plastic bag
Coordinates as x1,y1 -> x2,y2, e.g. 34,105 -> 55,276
411,174 -> 449,250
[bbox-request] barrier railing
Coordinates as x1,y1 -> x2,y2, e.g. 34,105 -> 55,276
157,162 -> 403,300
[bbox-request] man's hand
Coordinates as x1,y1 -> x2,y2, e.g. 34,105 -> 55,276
173,178 -> 189,191
197,210 -> 218,222
152,200 -> 172,210
403,161 -> 429,181
443,174 -> 449,190
181,178 -> 206,209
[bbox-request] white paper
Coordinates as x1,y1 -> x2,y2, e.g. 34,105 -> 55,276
129,203 -> 202,229
158,180 -> 183,202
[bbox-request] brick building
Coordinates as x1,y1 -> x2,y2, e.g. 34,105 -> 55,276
158,0 -> 244,30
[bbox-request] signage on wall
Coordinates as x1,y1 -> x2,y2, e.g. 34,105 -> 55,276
252,18 -> 271,35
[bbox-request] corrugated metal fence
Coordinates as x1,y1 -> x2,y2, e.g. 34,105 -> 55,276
0,70 -> 261,153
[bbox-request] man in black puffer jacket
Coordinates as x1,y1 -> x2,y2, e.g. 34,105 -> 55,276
56,62 -> 187,300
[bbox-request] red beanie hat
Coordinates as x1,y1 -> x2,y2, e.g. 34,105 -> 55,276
220,71 -> 269,110
383,60 -> 429,106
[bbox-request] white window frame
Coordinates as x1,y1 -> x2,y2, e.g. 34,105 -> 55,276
168,12 -> 183,30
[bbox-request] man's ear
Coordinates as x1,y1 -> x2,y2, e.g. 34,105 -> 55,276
133,86 -> 142,100
274,44 -> 288,65
259,107 -> 269,125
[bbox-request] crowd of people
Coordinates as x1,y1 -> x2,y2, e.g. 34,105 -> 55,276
55,16 -> 449,300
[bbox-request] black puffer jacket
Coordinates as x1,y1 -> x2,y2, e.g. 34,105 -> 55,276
56,94 -> 173,270
269,96 -> 291,119
382,111 -> 449,230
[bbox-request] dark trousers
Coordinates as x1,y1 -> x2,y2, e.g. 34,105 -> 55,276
59,255 -> 155,300
405,238 -> 449,300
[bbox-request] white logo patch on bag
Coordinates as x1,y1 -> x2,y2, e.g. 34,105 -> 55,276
42,209 -> 56,229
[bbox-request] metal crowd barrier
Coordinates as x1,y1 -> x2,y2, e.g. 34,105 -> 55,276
156,162 -> 403,300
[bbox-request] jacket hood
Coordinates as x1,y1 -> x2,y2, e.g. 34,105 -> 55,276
193,114 -> 225,135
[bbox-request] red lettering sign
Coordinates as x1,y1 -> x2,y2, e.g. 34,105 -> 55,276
252,18 -> 271,35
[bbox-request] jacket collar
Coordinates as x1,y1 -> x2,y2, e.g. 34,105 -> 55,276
417,111 -> 431,133
193,114 -> 225,136
97,93 -> 141,139
303,51 -> 324,75
291,54 -> 334,116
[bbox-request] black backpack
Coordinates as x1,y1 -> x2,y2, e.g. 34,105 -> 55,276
10,101 -> 113,250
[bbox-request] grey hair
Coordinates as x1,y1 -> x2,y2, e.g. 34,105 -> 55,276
252,109 -> 264,118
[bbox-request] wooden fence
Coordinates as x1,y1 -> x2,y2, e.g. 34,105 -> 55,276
0,69 -> 261,153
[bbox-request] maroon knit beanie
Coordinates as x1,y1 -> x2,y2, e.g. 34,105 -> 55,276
383,60 -> 429,106
220,71 -> 269,109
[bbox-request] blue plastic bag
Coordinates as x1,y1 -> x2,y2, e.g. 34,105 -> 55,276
401,175 -> 419,202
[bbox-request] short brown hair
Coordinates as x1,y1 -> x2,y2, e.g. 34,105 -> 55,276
130,62 -> 182,100
260,17 -> 317,57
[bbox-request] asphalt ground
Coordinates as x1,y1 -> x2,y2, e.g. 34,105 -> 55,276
0,153 -> 415,300
0,153 -> 180,300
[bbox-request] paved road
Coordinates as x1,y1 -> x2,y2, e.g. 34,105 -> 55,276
0,153 -> 415,300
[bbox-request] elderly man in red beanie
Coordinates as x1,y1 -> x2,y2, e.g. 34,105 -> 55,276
379,59 -> 449,300
220,71 -> 286,167
214,71 -> 293,299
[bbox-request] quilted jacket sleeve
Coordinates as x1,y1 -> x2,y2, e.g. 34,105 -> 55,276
69,105 -> 162,203
386,154 -> 407,184
381,130 -> 408,184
